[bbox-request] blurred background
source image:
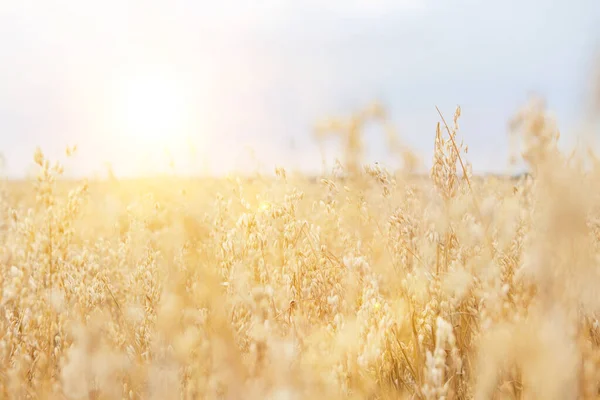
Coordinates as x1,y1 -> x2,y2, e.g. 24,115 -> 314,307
0,0 -> 599,178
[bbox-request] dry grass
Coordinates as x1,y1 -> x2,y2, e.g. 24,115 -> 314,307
1,98 -> 600,399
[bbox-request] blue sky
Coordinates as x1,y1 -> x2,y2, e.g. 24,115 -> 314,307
0,0 -> 599,177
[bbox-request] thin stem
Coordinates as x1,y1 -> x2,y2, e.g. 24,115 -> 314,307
435,105 -> 498,258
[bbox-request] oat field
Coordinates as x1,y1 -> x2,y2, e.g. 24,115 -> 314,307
1,100 -> 600,399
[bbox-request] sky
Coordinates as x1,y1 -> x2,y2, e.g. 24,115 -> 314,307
0,0 -> 599,178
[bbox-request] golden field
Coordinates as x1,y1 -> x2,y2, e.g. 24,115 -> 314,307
1,100 -> 600,399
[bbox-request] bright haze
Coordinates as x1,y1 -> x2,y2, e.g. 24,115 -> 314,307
0,0 -> 598,178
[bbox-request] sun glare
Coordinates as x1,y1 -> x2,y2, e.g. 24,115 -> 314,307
103,67 -> 200,175
111,70 -> 191,150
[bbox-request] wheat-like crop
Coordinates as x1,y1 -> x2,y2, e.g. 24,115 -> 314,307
1,98 -> 600,399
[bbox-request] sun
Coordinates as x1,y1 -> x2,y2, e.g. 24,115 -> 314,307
103,67 -> 199,175
110,69 -> 191,150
